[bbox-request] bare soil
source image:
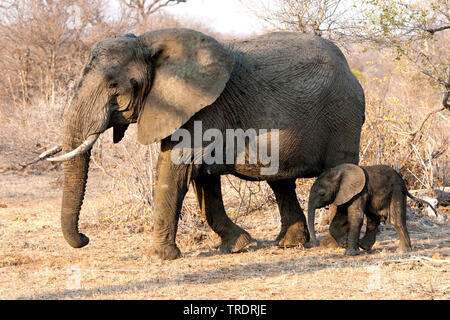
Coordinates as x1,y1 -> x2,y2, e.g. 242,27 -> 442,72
0,168 -> 449,300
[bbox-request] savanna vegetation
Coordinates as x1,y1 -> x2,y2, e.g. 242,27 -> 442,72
0,0 -> 448,300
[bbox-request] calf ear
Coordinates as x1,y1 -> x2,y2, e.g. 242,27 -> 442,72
333,164 -> 366,206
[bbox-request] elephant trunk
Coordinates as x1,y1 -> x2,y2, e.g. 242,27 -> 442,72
307,200 -> 319,246
60,136 -> 91,248
57,83 -> 110,248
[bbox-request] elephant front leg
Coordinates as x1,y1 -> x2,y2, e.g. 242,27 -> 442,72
149,150 -> 190,260
268,179 -> 309,247
321,204 -> 350,248
192,175 -> 251,253
343,200 -> 365,256
328,205 -> 349,248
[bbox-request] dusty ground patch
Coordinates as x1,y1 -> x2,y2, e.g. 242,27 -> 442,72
0,169 -> 449,300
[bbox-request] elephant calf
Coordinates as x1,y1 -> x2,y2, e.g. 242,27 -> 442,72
307,163 -> 437,255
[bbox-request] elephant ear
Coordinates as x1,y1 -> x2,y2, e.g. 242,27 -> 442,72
333,164 -> 366,206
137,28 -> 235,145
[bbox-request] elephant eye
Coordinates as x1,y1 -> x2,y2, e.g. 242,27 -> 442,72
116,95 -> 131,112
318,189 -> 326,196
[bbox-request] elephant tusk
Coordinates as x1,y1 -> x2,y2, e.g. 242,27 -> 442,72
47,134 -> 100,162
38,145 -> 62,159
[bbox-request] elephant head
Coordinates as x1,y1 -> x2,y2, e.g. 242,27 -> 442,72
49,29 -> 234,248
307,163 -> 366,245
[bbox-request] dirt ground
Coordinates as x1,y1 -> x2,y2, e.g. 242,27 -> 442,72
1,167 -> 449,300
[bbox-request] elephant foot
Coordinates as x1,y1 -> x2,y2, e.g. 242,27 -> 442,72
219,228 -> 252,253
304,240 -> 320,248
149,244 -> 181,260
329,231 -> 348,247
276,222 -> 309,248
320,233 -> 340,248
358,238 -> 375,251
344,247 -> 360,256
397,245 -> 412,253
336,237 -> 348,248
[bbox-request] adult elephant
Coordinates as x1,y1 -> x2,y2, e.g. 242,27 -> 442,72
46,28 -> 365,260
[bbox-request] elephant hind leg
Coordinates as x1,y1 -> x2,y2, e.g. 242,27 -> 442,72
390,193 -> 412,253
358,212 -> 380,251
268,179 -> 309,247
192,175 -> 251,253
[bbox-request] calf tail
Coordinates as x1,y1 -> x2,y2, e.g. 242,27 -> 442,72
406,191 -> 438,216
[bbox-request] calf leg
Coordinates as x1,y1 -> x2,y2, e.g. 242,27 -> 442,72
320,204 -> 349,248
359,212 -> 380,251
343,197 -> 366,256
390,193 -> 412,252
328,205 -> 350,248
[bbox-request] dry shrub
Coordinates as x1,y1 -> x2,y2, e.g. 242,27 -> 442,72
0,0 -> 132,110
355,49 -> 449,193
222,177 -> 276,224
88,127 -> 158,232
88,127 -> 208,237
0,96 -> 66,172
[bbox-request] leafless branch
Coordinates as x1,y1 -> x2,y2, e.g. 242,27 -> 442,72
408,106 -> 447,141
424,25 -> 450,35
119,0 -> 186,23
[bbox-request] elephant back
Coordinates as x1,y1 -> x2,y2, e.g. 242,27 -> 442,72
223,32 -> 355,104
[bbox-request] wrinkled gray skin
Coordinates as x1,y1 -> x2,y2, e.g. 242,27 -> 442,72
57,28 -> 365,260
307,164 -> 437,255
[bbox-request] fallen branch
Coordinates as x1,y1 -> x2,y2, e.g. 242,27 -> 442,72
418,256 -> 450,264
102,204 -> 130,222
18,145 -> 62,170
382,255 -> 450,272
